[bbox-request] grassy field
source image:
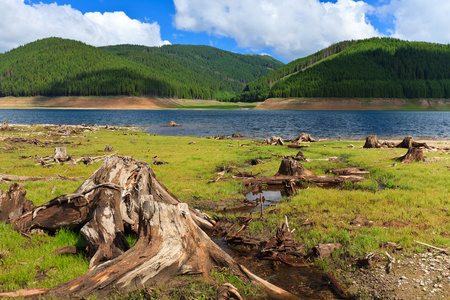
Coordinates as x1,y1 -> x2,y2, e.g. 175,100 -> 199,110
0,125 -> 449,298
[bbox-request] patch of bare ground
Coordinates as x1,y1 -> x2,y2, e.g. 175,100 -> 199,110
348,251 -> 449,299
255,98 -> 450,111
0,96 -> 235,109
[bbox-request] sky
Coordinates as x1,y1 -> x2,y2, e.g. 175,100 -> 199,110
1,0 -> 450,63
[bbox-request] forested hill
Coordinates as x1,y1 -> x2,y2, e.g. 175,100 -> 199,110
101,44 -> 283,100
0,38 -> 283,100
236,38 -> 450,102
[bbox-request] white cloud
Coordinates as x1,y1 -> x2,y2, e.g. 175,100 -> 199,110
173,0 -> 380,61
0,0 -> 170,53
379,0 -> 450,44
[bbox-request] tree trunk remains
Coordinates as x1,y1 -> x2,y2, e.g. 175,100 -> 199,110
291,133 -> 316,143
363,135 -> 381,148
275,157 -> 313,177
395,136 -> 431,149
0,183 -> 35,224
263,136 -> 285,146
2,155 -> 297,299
104,144 -> 114,152
1,120 -> 9,131
396,147 -> 425,164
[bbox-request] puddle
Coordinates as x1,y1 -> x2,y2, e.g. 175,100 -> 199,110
378,182 -> 386,190
211,236 -> 339,299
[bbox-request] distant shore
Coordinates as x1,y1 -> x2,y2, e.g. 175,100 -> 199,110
1,96 -> 450,111
0,96 -> 255,110
254,98 -> 450,111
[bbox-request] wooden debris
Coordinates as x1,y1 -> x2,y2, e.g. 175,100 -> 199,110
326,167 -> 368,176
413,240 -> 449,254
385,251 -> 396,274
169,121 -> 181,127
363,135 -> 381,148
287,144 -> 310,149
356,252 -> 381,268
379,242 -> 403,251
1,120 -> 9,131
305,157 -> 341,163
104,144 -> 114,152
263,136 -> 285,146
0,174 -> 84,182
275,157 -> 313,177
396,147 -> 425,163
153,160 -> 169,165
2,155 -> 297,299
323,273 -> 352,299
0,288 -> 49,298
217,283 -> 243,300
0,183 -> 35,224
231,133 -> 244,138
291,133 -> 317,143
250,158 -> 264,165
313,243 -> 341,258
396,136 -> 431,149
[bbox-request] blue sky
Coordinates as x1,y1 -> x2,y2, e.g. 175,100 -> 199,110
1,0 -> 450,62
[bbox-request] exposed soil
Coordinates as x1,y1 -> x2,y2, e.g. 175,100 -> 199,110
255,98 -> 450,111
0,96 -> 228,109
348,251 -> 450,299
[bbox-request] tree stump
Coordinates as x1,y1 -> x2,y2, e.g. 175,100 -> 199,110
363,135 -> 381,148
291,133 -> 316,143
104,144 -> 114,152
1,121 -> 9,131
53,147 -> 68,161
396,136 -> 430,149
3,155 -> 298,299
275,157 -> 313,177
396,147 -> 425,163
0,183 -> 35,224
263,136 -> 285,146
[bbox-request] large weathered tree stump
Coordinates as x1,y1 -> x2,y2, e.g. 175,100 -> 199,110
291,132 -> 316,143
363,135 -> 381,148
395,136 -> 430,149
0,183 -> 35,224
2,155 -> 298,299
263,136 -> 285,146
396,147 -> 425,164
276,157 -> 313,177
1,120 -> 9,131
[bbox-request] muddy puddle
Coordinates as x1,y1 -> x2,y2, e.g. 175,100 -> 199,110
212,237 -> 339,299
211,184 -> 340,299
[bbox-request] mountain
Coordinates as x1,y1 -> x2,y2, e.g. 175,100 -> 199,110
236,38 -> 450,102
0,38 -> 283,100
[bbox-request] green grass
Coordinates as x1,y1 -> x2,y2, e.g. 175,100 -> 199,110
1,125 -> 449,298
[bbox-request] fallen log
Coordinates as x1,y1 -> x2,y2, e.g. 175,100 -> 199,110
0,174 -> 84,182
326,167 -> 369,176
305,157 -> 341,163
2,155 -> 295,299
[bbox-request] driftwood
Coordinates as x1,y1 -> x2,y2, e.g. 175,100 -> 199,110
0,174 -> 84,182
305,157 -> 341,163
291,133 -> 316,143
217,283 -> 243,300
326,167 -> 369,176
263,136 -> 285,146
1,155 -> 296,299
395,136 -> 431,149
396,147 -> 425,163
363,135 -> 381,148
232,133 -> 244,138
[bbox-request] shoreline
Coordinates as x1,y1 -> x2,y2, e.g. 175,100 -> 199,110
2,96 -> 450,111
0,96 -> 254,110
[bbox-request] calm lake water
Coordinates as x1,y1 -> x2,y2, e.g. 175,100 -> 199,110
1,109 -> 449,140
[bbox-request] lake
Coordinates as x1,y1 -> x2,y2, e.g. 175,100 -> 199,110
1,109 -> 449,140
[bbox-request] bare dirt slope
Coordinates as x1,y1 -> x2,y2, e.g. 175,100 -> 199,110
255,98 -> 450,110
0,96 -> 200,109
